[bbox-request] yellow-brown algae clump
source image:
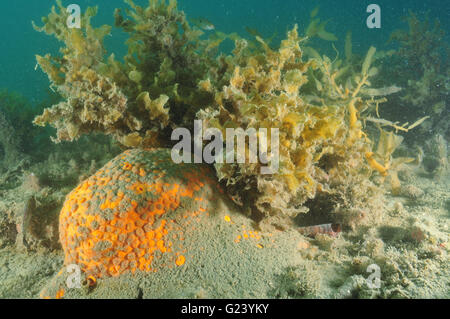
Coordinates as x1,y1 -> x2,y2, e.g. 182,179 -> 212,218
40,148 -> 226,298
33,0 -> 217,148
198,26 -> 384,223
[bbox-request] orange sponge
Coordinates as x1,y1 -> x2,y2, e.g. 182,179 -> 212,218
57,148 -> 223,279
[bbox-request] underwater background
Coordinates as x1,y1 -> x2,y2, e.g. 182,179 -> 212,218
0,0 -> 448,299
1,0 -> 449,102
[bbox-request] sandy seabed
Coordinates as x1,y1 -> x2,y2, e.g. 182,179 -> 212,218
0,152 -> 448,299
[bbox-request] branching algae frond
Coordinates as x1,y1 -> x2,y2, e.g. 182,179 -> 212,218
366,129 -> 415,195
387,11 -> 449,137
110,0 -> 217,136
33,1 -> 132,144
304,6 -> 337,42
390,10 -> 447,74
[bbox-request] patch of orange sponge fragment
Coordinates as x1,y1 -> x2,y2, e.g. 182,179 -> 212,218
43,148 -> 225,298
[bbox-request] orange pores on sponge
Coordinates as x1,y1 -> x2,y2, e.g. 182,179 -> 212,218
58,148 -> 222,279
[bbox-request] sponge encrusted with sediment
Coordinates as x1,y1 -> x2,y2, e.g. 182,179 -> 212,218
59,148 -> 223,278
